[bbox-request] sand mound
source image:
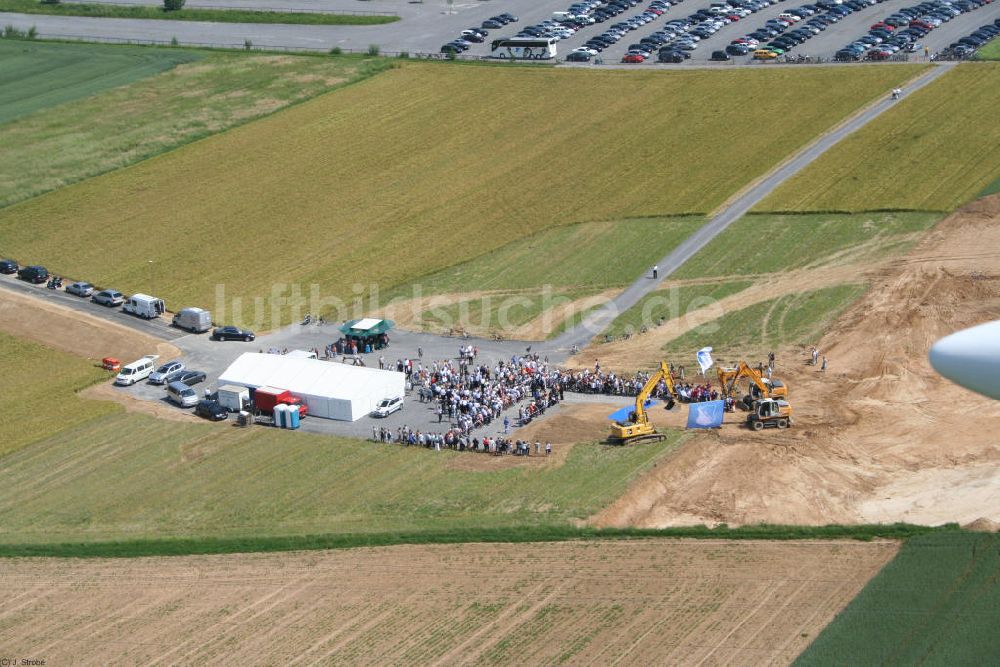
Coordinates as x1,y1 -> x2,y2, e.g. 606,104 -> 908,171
963,518 -> 1000,532
593,195 -> 1000,528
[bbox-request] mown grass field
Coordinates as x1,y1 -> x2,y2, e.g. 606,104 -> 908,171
662,284 -> 866,359
0,39 -> 199,124
758,63 -> 1000,213
0,63 -> 923,329
671,211 -> 940,280
0,332 -> 119,458
0,50 -> 391,208
0,412 -> 679,545
797,531 -> 1000,665
0,0 -> 398,24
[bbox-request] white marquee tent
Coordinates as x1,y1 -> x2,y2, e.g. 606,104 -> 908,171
218,353 -> 405,421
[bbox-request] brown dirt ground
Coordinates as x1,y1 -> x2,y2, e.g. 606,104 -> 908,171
0,288 -> 179,363
592,195 -> 1000,529
0,539 -> 897,666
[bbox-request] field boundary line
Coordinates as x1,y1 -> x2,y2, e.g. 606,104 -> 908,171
552,63 -> 955,351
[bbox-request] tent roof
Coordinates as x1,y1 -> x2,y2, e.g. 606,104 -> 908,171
218,353 -> 403,401
339,318 -> 394,336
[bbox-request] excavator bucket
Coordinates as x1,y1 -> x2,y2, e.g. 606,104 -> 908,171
664,397 -> 676,411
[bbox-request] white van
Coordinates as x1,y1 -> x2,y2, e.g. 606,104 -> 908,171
123,293 -> 165,319
167,381 -> 200,407
172,307 -> 211,333
115,354 -> 159,386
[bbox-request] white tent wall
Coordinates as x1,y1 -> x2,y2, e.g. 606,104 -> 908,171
217,353 -> 404,422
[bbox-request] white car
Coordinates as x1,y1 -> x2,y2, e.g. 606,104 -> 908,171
573,46 -> 599,55
372,396 -> 403,418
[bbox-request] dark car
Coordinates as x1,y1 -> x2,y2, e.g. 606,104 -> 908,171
0,259 -> 17,274
211,325 -> 255,342
195,400 -> 229,421
566,51 -> 593,61
726,43 -> 750,55
176,370 -> 207,386
710,50 -> 732,60
17,265 -> 48,284
659,50 -> 686,62
482,19 -> 503,29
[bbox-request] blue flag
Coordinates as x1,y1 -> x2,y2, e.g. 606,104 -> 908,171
608,400 -> 656,421
686,400 -> 725,429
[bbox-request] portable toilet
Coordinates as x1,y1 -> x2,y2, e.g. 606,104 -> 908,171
287,404 -> 300,430
273,403 -> 288,428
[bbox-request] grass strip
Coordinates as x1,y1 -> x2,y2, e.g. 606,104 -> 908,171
0,523 -> 955,559
0,0 -> 399,25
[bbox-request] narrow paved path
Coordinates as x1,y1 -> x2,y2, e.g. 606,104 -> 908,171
551,62 -> 956,352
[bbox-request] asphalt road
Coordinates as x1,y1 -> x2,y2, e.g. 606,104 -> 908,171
551,62 -> 956,351
0,272 -> 187,340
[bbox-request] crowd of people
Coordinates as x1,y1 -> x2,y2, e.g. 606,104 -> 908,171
372,425 -> 552,456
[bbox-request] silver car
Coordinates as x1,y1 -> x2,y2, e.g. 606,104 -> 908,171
148,360 -> 185,385
66,281 -> 94,297
372,397 -> 403,418
92,289 -> 125,307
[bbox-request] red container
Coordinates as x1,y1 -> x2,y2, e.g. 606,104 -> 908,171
253,386 -> 307,417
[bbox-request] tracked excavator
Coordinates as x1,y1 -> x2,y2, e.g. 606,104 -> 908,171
716,361 -> 792,430
608,361 -> 680,445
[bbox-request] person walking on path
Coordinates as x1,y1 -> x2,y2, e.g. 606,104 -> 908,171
417,346 -> 423,359
767,351 -> 775,371
652,265 -> 659,280
535,440 -> 541,456
821,356 -> 828,372
545,442 -> 552,456
811,347 -> 819,366
503,415 -> 510,434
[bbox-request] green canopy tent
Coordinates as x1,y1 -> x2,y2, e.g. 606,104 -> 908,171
338,318 -> 394,338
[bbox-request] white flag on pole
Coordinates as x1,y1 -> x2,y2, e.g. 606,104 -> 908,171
696,347 -> 714,375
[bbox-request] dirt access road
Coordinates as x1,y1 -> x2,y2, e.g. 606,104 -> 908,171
592,195 -> 1000,529
0,539 -> 896,665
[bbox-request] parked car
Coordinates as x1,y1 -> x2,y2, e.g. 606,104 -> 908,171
372,396 -> 404,417
0,259 -> 17,274
17,265 -> 48,284
566,51 -> 593,61
65,281 -> 95,297
167,381 -> 200,408
710,50 -> 732,60
211,326 -> 255,342
92,289 -> 125,307
148,360 -> 185,385
195,399 -> 229,421
175,370 -> 207,386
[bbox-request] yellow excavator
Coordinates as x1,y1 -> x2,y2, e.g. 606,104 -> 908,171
716,361 -> 788,409
608,361 -> 679,445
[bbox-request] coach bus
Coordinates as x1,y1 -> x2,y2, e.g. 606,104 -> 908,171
489,37 -> 558,60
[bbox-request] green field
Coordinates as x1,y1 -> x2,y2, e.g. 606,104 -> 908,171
0,39 -> 199,124
0,0 -> 398,24
797,531 -> 1000,665
758,63 -> 1000,213
0,50 -> 391,208
976,40 -> 1000,60
0,412 -> 679,545
0,332 -> 119,458
605,281 -> 752,337
671,212 -> 940,280
662,284 -> 866,359
0,63 -> 924,329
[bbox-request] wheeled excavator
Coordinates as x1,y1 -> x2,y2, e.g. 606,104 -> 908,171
716,361 -> 792,430
608,360 -> 680,445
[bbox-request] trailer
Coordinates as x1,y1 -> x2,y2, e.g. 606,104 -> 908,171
252,385 -> 307,418
216,384 -> 250,412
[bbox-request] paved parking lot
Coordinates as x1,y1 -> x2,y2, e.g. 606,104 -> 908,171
2,0 -> 996,58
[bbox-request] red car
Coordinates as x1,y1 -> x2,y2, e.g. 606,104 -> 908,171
870,22 -> 894,31
622,53 -> 646,63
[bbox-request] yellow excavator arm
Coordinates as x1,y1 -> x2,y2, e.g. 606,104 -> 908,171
609,361 -> 675,444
